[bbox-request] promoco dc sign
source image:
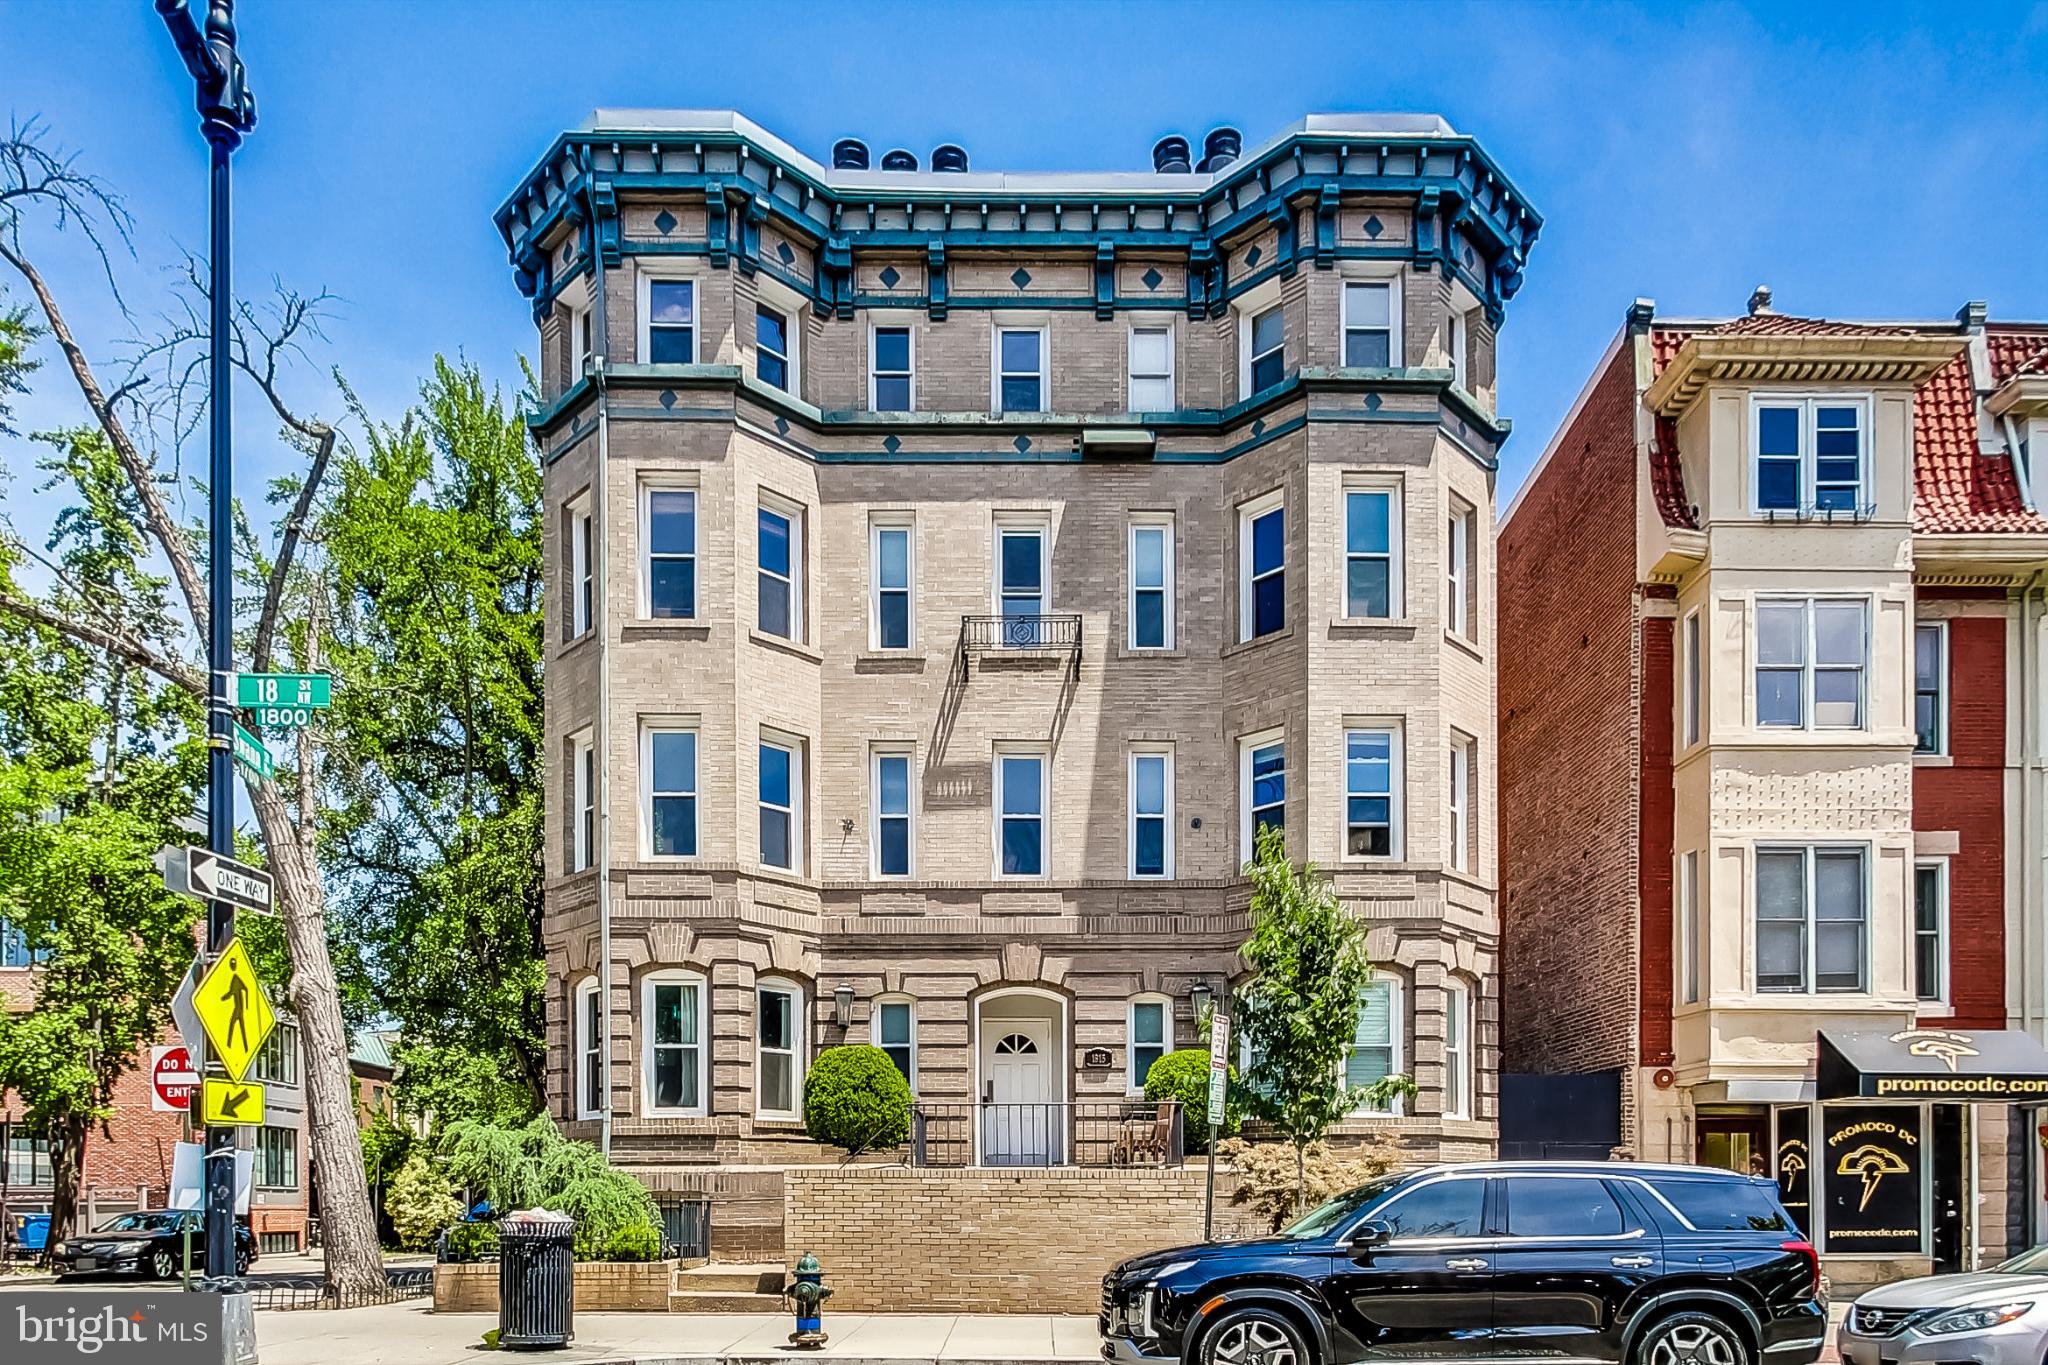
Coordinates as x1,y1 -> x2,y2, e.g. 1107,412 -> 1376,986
2,1294 -> 243,1365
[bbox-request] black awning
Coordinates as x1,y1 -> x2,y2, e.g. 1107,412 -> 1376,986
1818,1027 -> 2048,1102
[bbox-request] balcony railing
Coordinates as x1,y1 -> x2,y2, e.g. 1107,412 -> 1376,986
909,1100 -> 1184,1169
959,612 -> 1083,665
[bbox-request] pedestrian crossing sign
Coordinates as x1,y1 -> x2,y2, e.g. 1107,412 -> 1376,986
195,938 -> 276,1083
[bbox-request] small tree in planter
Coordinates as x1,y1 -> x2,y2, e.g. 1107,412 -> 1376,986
803,1045 -> 912,1158
1233,825 -> 1415,1218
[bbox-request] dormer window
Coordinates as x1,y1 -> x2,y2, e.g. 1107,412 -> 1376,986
1751,396 -> 1868,516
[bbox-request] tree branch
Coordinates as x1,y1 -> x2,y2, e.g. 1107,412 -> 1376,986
0,590 -> 204,696
253,424 -> 333,674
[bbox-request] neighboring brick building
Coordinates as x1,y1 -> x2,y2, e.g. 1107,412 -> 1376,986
497,110 -> 1542,1247
1500,292 -> 2048,1287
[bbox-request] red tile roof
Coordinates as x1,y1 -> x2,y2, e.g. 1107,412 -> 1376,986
1643,317 -> 2048,535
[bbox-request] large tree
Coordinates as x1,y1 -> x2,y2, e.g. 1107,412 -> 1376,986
320,360 -> 546,1124
0,121 -> 383,1296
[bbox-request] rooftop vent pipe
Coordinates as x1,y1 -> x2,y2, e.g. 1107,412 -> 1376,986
931,144 -> 969,172
1151,135 -> 1191,174
1198,126 -> 1242,173
832,138 -> 870,170
879,148 -> 919,171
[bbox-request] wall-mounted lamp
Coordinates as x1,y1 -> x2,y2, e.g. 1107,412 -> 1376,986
833,982 -> 855,1028
1189,980 -> 1213,1021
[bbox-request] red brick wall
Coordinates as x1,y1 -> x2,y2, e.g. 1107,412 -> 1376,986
1499,340 -> 1644,1082
1638,611 -> 1675,1066
1913,601 -> 2007,1029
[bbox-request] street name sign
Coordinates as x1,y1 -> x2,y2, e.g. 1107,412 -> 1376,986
163,846 -> 274,914
194,938 -> 276,1082
150,1044 -> 200,1113
1207,1012 -> 1231,1126
200,1078 -> 265,1126
231,722 -> 274,780
236,672 -> 332,729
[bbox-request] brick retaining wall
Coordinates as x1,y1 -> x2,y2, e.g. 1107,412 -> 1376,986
783,1165 -> 1235,1313
431,1259 -> 677,1313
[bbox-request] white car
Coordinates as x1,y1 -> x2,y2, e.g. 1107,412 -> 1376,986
1840,1247 -> 2048,1365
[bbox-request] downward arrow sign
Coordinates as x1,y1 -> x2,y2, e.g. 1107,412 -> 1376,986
221,1087 -> 247,1118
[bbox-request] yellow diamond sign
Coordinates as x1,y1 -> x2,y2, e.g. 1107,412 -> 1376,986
195,938 -> 276,1082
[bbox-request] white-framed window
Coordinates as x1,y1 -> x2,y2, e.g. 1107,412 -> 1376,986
993,745 -> 1048,878
1238,490 -> 1285,641
1344,724 -> 1404,859
759,735 -> 802,873
640,484 -> 696,620
1756,598 -> 1866,729
1756,845 -> 1868,994
1344,482 -> 1402,619
1683,609 -> 1702,748
873,997 -> 916,1087
1915,621 -> 1947,755
1342,280 -> 1399,369
757,494 -> 804,641
756,978 -> 804,1119
641,969 -> 706,1116
1677,850 -> 1701,1005
254,1021 -> 298,1085
1246,303 -> 1286,394
994,325 -> 1047,413
1750,394 -> 1870,515
637,273 -> 696,364
255,1126 -> 298,1191
1444,502 -> 1470,638
1442,980 -> 1471,1120
568,494 -> 594,639
871,518 -> 914,650
1128,516 -> 1175,650
870,324 -> 914,412
640,721 -> 698,858
1447,732 -> 1471,873
1127,995 -> 1171,1094
1447,308 -> 1468,389
568,301 -> 593,379
993,515 -> 1050,644
1347,972 -> 1405,1115
872,746 -> 914,878
1129,747 -> 1173,879
575,976 -> 604,1120
1239,728 -> 1285,861
1914,858 -> 1949,1006
1128,325 -> 1174,411
755,303 -> 794,392
571,731 -> 595,873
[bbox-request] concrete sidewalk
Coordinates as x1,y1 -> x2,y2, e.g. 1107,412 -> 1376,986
259,1299 -> 1100,1365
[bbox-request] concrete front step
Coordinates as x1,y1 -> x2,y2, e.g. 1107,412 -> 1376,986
665,1288 -> 787,1313
671,1261 -> 786,1295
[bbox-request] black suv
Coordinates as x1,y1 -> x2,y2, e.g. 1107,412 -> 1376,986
1101,1162 -> 1824,1365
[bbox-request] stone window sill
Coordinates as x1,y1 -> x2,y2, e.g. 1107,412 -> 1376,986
1329,616 -> 1418,637
1221,625 -> 1296,658
621,619 -> 711,643
749,628 -> 823,664
854,651 -> 928,673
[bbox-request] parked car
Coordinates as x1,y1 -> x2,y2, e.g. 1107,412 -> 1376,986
1838,1243 -> 2048,1365
50,1210 -> 255,1279
1101,1160 -> 1825,1365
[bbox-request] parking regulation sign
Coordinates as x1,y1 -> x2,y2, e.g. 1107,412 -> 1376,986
150,1044 -> 199,1113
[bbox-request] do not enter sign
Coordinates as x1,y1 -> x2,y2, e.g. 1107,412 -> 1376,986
151,1044 -> 199,1112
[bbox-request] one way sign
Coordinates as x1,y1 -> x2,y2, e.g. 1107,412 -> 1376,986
162,846 -> 273,914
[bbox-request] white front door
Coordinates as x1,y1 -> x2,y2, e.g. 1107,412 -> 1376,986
981,1017 -> 1057,1165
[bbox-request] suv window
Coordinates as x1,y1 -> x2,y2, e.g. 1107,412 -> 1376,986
1654,1178 -> 1789,1232
1504,1177 -> 1630,1238
1373,1177 -> 1486,1240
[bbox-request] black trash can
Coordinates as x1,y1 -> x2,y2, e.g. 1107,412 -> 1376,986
496,1210 -> 575,1349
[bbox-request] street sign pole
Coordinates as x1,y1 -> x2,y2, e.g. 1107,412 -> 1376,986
1204,1007 -> 1230,1243
157,0 -> 255,1302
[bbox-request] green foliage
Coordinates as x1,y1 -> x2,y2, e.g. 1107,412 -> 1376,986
802,1045 -> 913,1156
319,359 -> 546,1121
441,1220 -> 500,1263
435,1114 -> 659,1260
541,1170 -> 661,1260
1233,825 -> 1412,1201
0,291 -> 38,435
360,1108 -> 414,1188
1144,1048 -> 1242,1151
1217,1135 -> 1405,1233
387,1147 -> 463,1252
596,1221 -> 665,1263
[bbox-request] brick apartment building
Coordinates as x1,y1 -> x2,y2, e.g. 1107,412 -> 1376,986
2,929 -> 312,1253
1499,291 -> 2048,1287
499,110 -> 1540,1250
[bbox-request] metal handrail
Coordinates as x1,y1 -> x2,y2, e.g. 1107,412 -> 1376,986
959,613 -> 1083,654
910,1100 -> 1183,1169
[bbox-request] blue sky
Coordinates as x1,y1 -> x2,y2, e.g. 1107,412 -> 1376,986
4,0 -> 2047,523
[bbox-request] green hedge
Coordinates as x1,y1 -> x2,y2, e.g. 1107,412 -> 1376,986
803,1044 -> 912,1155
1144,1048 -> 1242,1151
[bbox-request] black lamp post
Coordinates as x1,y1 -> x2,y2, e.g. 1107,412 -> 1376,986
155,0 -> 255,1290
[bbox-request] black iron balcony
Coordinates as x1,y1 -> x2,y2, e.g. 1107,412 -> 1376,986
909,1100 -> 1184,1169
958,614 -> 1083,678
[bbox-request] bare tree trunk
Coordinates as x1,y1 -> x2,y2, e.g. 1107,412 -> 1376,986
246,783 -> 382,1298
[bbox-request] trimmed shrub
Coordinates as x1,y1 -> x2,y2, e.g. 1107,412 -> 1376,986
387,1147 -> 463,1252
1143,1048 -> 1242,1151
802,1045 -> 912,1156
597,1221 -> 666,1263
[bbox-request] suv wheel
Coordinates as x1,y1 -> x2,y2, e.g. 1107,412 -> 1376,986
1200,1306 -> 1310,1365
1638,1311 -> 1746,1365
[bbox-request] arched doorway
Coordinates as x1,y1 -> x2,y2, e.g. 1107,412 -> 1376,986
974,988 -> 1066,1166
